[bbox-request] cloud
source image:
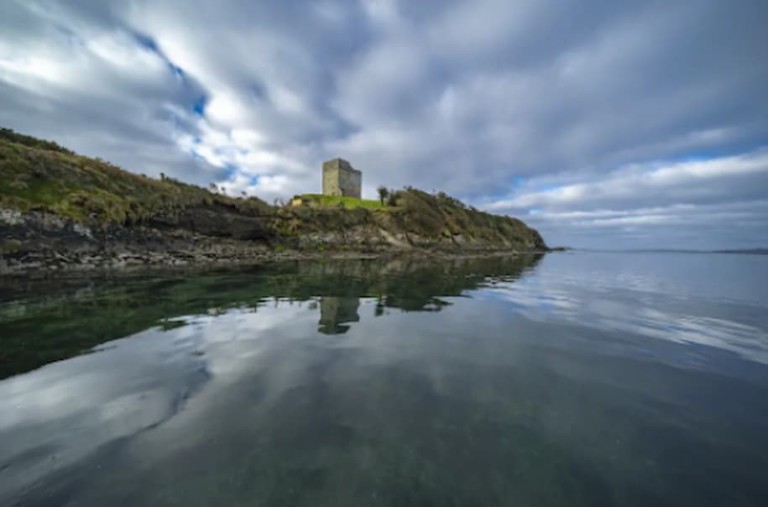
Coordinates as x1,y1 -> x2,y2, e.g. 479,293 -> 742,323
489,151 -> 768,210
0,0 -> 217,181
483,151 -> 768,248
0,0 -> 766,247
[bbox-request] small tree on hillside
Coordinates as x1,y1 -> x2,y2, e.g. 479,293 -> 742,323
377,186 -> 389,207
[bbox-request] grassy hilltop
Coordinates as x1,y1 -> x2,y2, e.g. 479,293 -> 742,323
0,128 -> 271,224
295,194 -> 385,210
0,128 -> 546,270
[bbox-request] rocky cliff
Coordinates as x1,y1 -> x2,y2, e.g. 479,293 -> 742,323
0,128 -> 547,273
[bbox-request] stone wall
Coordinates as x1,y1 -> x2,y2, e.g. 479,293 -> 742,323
322,158 -> 362,198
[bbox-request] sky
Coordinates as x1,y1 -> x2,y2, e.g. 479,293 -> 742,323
1,0 -> 766,249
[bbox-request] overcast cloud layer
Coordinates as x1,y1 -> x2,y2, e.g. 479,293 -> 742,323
1,0 -> 766,249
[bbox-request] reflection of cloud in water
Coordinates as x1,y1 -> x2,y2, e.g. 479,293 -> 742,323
0,303 -> 319,503
0,334 -> 205,501
477,277 -> 768,366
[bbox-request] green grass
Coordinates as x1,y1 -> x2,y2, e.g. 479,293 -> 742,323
0,128 -> 272,224
298,194 -> 385,210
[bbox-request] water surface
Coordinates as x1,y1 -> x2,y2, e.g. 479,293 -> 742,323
1,252 -> 767,506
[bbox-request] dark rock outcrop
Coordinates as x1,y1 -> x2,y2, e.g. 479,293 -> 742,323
148,205 -> 271,241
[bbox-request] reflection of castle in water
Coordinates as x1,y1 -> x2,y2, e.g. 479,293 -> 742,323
311,254 -> 544,334
318,297 -> 360,334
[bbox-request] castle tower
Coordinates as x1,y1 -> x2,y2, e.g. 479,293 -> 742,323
322,158 -> 361,198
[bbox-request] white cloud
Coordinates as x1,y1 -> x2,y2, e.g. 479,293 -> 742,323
489,150 -> 768,210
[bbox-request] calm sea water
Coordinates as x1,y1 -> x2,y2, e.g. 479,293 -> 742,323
1,252 -> 767,506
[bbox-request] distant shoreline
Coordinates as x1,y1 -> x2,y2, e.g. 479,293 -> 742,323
573,248 -> 768,256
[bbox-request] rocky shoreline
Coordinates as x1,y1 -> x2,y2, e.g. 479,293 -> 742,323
1,207 -> 548,277
1,244 -> 547,277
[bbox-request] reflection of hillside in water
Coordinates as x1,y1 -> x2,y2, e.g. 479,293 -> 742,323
0,254 -> 542,378
296,254 -> 542,312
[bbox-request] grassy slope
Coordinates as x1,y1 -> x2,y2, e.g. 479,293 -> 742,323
0,128 -> 271,224
298,193 -> 384,209
280,188 -> 547,250
391,189 -> 541,244
0,127 -> 546,250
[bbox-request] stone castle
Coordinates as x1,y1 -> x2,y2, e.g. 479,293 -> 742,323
322,158 -> 361,198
